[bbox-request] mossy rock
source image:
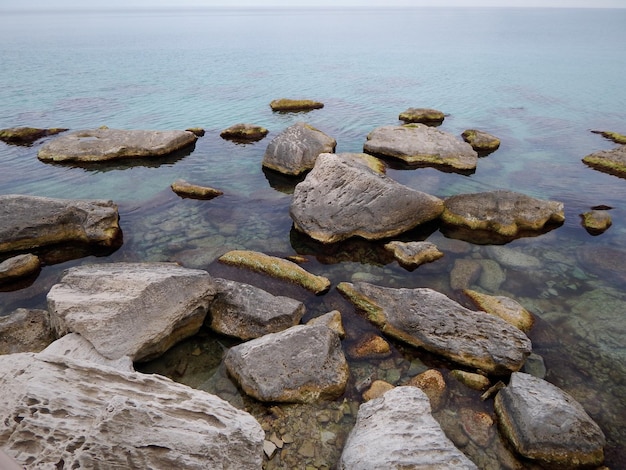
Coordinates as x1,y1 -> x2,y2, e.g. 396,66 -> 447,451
398,108 -> 445,124
461,129 -> 501,152
582,146 -> 626,178
591,129 -> 626,144
220,123 -> 269,142
269,99 -> 324,112
0,127 -> 68,145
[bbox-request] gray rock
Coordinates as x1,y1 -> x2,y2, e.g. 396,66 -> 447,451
582,145 -> 626,178
290,153 -> 443,243
339,386 -> 477,469
0,254 -> 40,283
262,122 -> 336,175
495,372 -> 605,468
47,262 -> 216,362
384,241 -> 444,270
207,278 -> 305,340
337,281 -> 531,374
363,124 -> 478,171
464,289 -> 535,333
0,352 -> 264,469
486,245 -> 541,270
269,98 -> 324,112
450,258 -> 482,290
0,309 -> 54,355
224,323 -> 349,403
398,107 -> 445,124
0,194 -> 121,254
38,128 -> 197,162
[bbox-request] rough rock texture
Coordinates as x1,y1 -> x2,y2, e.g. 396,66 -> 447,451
0,126 -> 67,145
442,190 -> 565,239
207,278 -> 305,340
339,386 -> 477,469
464,289 -> 535,333
220,123 -> 268,142
262,122 -> 336,175
38,128 -> 197,162
171,179 -> 223,200
306,310 -> 345,338
269,99 -> 324,112
384,241 -> 443,270
406,369 -> 447,411
461,129 -> 501,152
337,281 -> 531,374
185,127 -> 205,137
0,194 -> 121,253
581,210 -> 612,234
0,352 -> 264,469
224,323 -> 349,403
363,124 -> 478,171
218,250 -> 331,294
290,153 -> 443,243
495,372 -> 606,468
47,262 -> 216,362
0,254 -> 40,283
362,380 -> 395,401
582,145 -> 626,178
0,309 -> 54,355
398,107 -> 445,124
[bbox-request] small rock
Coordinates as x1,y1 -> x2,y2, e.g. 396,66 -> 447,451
464,289 -> 535,333
171,179 -> 223,200
298,440 -> 317,458
0,126 -> 68,145
407,369 -> 447,411
269,432 -> 284,449
398,107 -> 445,124
0,253 -> 40,284
461,129 -> 501,152
347,333 -> 392,360
520,353 -> 547,379
220,123 -> 268,142
451,370 -> 491,391
270,99 -> 324,112
582,145 -> 626,179
486,245 -> 541,270
581,210 -> 612,234
384,241 -> 444,270
591,129 -> 626,144
363,380 -> 395,401
450,259 -> 482,290
477,259 -> 506,291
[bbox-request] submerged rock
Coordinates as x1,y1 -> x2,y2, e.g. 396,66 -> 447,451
38,128 -> 197,162
582,145 -> 626,178
464,289 -> 535,333
220,123 -> 268,142
337,281 -> 531,374
339,386 -> 477,469
262,122 -> 336,175
461,129 -> 501,152
363,124 -> 478,171
269,98 -> 324,112
0,254 -> 40,284
398,107 -> 445,124
0,352 -> 264,469
290,153 -> 443,243
0,126 -> 67,145
591,129 -> 626,144
224,323 -> 349,403
580,209 -> 612,234
384,240 -> 444,270
406,369 -> 447,411
171,179 -> 223,200
495,372 -> 605,468
0,309 -> 54,355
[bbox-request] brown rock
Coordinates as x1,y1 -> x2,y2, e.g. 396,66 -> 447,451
407,369 -> 447,411
171,179 -> 223,200
348,333 -> 392,359
270,99 -> 324,112
363,380 -> 395,401
450,259 -> 482,290
0,254 -> 40,284
464,289 -> 535,333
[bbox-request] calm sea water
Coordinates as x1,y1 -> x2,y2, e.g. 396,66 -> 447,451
1,7 -> 625,467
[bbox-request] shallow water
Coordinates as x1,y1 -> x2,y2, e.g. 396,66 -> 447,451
1,7 -> 625,468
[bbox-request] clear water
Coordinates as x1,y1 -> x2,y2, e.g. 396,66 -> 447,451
1,7 -> 625,467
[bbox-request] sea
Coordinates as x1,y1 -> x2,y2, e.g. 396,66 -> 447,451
1,7 -> 625,468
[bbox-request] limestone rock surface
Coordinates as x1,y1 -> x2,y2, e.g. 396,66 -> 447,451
384,241 -> 443,270
47,262 -> 216,362
337,281 -> 531,374
0,126 -> 67,145
269,99 -> 324,112
224,323 -> 349,403
0,309 -> 54,355
38,128 -> 197,162
581,209 -> 612,234
583,145 -> 626,178
0,352 -> 264,469
0,254 -> 40,283
398,107 -> 445,124
339,386 -> 477,469
290,153 -> 443,243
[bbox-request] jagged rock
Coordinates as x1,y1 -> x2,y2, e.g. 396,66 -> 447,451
218,250 -> 331,294
406,369 -> 447,411
269,98 -> 324,112
495,372 -> 605,468
0,194 -> 121,254
307,310 -> 345,338
171,179 -> 223,200
464,289 -> 535,333
582,145 -> 626,178
207,278 -> 305,340
0,254 -> 40,283
384,241 -> 443,270
262,122 -> 336,175
0,126 -> 67,145
363,124 -> 478,171
461,129 -> 501,152
0,352 -> 264,469
398,107 -> 445,124
580,210 -> 612,234
185,127 -> 205,137
290,153 -> 443,243
47,262 -> 216,362
224,323 -> 349,403
0,309 -> 54,354
220,123 -> 268,142
442,190 -> 564,240
339,386 -> 477,469
347,333 -> 392,360
337,282 -> 531,374
38,128 -> 197,162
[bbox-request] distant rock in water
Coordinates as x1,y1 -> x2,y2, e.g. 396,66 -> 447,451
461,129 -> 501,152
398,107 -> 445,124
582,145 -> 626,179
220,123 -> 268,142
38,128 -> 197,162
0,126 -> 67,145
591,129 -> 626,144
171,179 -> 223,200
270,98 -> 324,112
580,209 -> 612,235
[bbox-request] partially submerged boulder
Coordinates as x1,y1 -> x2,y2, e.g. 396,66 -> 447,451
464,289 -> 535,333
363,124 -> 478,171
0,194 -> 121,254
383,241 -> 443,270
171,179 -> 223,200
461,129 -> 501,152
398,107 -> 445,124
224,323 -> 349,403
38,128 -> 197,162
220,123 -> 268,142
0,309 -> 54,355
495,372 -> 605,468
339,386 -> 477,469
582,145 -> 626,178
580,209 -> 612,234
270,98 -> 324,112
262,122 -> 336,175
47,262 -> 216,362
591,129 -> 626,144
337,281 -> 532,374
0,126 -> 68,145
290,153 -> 443,243
0,254 -> 40,284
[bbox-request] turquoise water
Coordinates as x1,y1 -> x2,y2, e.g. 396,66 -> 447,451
1,7 -> 626,467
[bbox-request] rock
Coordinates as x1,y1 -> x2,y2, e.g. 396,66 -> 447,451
290,153 -> 443,243
521,353 -> 547,379
262,122 -> 336,175
47,262 -> 216,362
460,408 -> 495,447
347,333 -> 392,360
207,278 -> 305,340
486,245 -> 541,270
477,259 -> 506,291
0,126 -> 67,145
463,289 -> 535,333
0,194 -> 121,254
362,380 -> 395,401
398,107 -> 445,124
185,127 -> 205,137
384,241 -> 444,270
220,123 -> 268,142
337,282 -> 532,374
224,323 -> 349,403
38,128 -> 197,162
0,352 -> 264,469
363,124 -> 478,171
171,179 -> 223,200
269,98 -> 324,112
450,259 -> 482,290
339,386 -> 478,469
442,190 -> 565,240
495,372 -> 605,468
451,370 -> 491,391
218,250 -> 331,294
0,254 -> 40,284
263,440 -> 277,459
590,129 -> 626,144
461,129 -> 501,152
307,310 -> 345,338
581,210 -> 612,234
582,145 -> 626,178
0,309 -> 54,354
406,369 -> 447,411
